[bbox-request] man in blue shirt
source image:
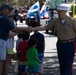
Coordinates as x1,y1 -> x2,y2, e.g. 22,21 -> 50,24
0,4 -> 32,75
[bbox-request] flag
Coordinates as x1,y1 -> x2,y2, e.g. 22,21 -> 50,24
40,2 -> 49,19
27,1 -> 40,19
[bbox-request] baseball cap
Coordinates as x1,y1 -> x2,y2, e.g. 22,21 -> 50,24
0,4 -> 13,11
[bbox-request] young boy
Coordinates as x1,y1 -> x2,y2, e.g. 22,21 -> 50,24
17,31 -> 30,75
31,21 -> 45,75
27,37 -> 41,75
14,32 -> 23,73
16,32 -> 23,50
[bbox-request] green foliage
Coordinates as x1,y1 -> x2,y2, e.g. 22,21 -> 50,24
0,0 -> 44,7
1,0 -> 74,7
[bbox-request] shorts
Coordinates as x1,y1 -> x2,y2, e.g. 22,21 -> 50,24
38,53 -> 43,62
38,53 -> 44,73
6,48 -> 14,54
18,61 -> 27,71
0,39 -> 6,60
28,65 -> 39,73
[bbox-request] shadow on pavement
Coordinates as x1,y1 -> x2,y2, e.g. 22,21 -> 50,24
43,55 -> 76,75
43,56 -> 60,75
8,55 -> 76,75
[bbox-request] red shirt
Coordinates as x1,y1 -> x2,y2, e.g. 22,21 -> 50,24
17,40 -> 28,61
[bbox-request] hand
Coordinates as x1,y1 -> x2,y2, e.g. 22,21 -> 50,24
39,60 -> 42,63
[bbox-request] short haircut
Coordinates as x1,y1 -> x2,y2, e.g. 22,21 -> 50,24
22,31 -> 30,40
17,32 -> 23,39
28,37 -> 38,48
31,21 -> 41,27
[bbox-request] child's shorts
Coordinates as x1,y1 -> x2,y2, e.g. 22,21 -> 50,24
6,48 -> 14,54
28,65 -> 39,73
18,61 -> 27,71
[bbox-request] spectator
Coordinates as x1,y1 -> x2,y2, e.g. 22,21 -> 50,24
13,8 -> 19,25
17,31 -> 30,75
31,21 -> 45,75
1,12 -> 17,75
49,0 -> 63,20
14,32 -> 23,73
27,37 -> 41,75
49,0 -> 56,19
55,0 -> 63,5
0,3 -> 32,75
5,31 -> 17,75
16,32 -> 23,50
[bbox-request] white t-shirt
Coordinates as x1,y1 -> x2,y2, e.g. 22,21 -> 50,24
6,31 -> 14,48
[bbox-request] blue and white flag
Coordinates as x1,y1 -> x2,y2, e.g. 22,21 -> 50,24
40,2 -> 49,19
27,1 -> 40,19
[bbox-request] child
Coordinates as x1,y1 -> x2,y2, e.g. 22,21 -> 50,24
5,31 -> 17,75
27,37 -> 41,75
14,32 -> 23,73
17,31 -> 30,75
16,32 -> 23,50
31,21 -> 45,75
